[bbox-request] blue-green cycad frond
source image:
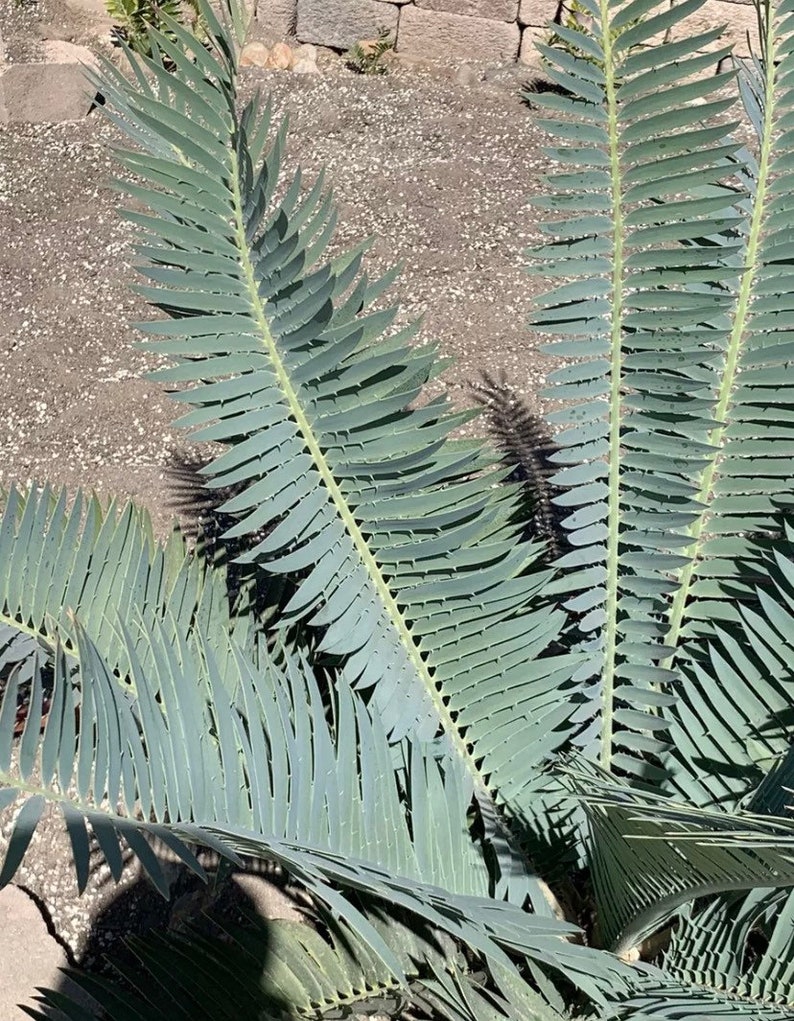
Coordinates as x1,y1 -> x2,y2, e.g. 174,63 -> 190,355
0,604 -> 624,994
639,2 -> 794,816
663,528 -> 794,810
525,0 -> 794,968
646,887 -> 794,1017
631,743 -> 794,1015
662,7 -> 794,647
31,913 -> 568,1021
617,971 -> 794,1019
0,484 -> 240,684
569,764 -> 794,956
529,0 -> 794,790
90,0 -> 579,903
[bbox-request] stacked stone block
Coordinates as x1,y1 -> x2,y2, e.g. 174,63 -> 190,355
255,0 -> 761,65
252,0 -> 554,61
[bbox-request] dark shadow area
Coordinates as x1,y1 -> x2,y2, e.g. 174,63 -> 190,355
165,450 -> 245,547
33,864 -> 451,1020
29,854 -> 305,1020
472,371 -> 566,561
87,92 -> 106,115
164,450 -> 289,622
520,75 -> 574,109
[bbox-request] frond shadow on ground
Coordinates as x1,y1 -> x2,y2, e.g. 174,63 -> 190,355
35,854 -> 307,1020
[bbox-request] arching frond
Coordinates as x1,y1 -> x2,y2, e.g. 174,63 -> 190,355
574,769 -> 794,956
27,914 -> 566,1021
657,888 -> 794,1015
0,600 -> 626,996
87,0 -> 584,910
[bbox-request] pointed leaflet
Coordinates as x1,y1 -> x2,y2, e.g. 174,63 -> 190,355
654,888 -> 794,1014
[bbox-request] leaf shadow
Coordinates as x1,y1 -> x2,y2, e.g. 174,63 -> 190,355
28,854 -> 307,1020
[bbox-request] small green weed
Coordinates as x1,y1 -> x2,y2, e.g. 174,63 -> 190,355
105,0 -> 205,56
344,25 -> 395,75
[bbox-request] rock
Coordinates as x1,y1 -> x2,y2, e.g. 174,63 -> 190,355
519,26 -> 546,67
296,0 -> 399,50
291,56 -> 321,73
265,40 -> 294,67
0,43 -> 100,124
519,0 -> 557,26
289,41 -> 317,66
397,7 -> 521,63
0,885 -> 63,1017
255,0 -> 298,38
415,0 -> 519,20
454,64 -> 480,86
240,40 -> 271,66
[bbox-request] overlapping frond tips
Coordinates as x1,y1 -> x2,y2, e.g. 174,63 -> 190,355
572,767 -> 794,956
616,976 -> 794,1019
664,528 -> 794,810
653,888 -> 794,1016
0,484 -> 239,683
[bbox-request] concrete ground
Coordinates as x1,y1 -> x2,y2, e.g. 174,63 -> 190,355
0,885 -> 97,1020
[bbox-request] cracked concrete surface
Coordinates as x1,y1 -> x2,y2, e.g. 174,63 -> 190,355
0,885 -> 97,1020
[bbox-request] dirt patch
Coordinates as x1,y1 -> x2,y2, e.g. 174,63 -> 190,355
1,4 -> 556,540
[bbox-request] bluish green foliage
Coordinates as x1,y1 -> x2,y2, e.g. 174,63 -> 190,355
3,0 -> 794,1018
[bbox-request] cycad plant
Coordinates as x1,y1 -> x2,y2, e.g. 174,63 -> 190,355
3,0 -> 794,1016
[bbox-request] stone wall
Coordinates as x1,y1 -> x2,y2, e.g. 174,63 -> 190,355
253,0 -> 761,65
